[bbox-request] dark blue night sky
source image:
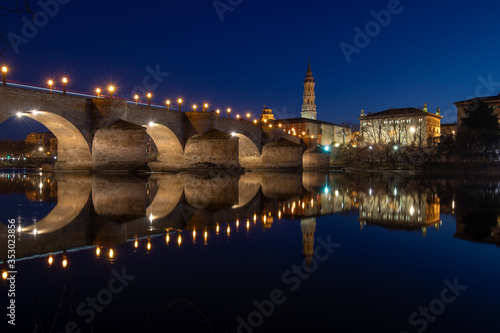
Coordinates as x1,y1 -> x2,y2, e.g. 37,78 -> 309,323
1,0 -> 500,140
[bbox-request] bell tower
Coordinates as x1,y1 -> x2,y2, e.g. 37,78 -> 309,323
301,61 -> 317,120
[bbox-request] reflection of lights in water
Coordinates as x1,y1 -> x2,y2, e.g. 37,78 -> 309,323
33,228 -> 38,236
278,211 -> 281,219
193,230 -> 196,238
109,249 -> 114,258
246,220 -> 250,230
369,188 -> 372,196
177,235 -> 182,246
134,240 -> 138,248
253,214 -> 257,223
96,247 -> 101,256
335,190 -> 339,197
302,202 -> 305,209
147,242 -> 151,251
149,214 -> 154,224
236,219 -> 239,228
2,271 -> 7,280
48,256 -> 53,265
452,201 -> 455,209
291,207 -> 294,214
394,188 -> 398,196
325,187 -> 329,194
311,199 -> 314,208
166,234 -> 170,244
227,225 -> 231,235
204,230 -> 208,242
410,206 -> 415,216
216,223 -> 220,235
292,202 -> 296,209
263,215 -> 267,223
62,258 -> 68,268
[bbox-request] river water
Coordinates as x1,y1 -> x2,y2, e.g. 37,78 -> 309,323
0,170 -> 499,332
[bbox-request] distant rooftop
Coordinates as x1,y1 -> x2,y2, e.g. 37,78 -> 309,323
455,94 -> 500,105
360,107 -> 442,119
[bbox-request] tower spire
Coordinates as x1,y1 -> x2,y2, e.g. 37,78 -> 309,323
301,60 -> 317,120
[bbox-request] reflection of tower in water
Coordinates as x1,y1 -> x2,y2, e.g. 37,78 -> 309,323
300,218 -> 316,267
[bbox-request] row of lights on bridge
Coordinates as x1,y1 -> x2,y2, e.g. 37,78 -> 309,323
1,67 -> 259,121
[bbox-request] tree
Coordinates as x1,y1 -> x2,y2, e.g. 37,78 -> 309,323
0,1 -> 33,55
459,99 -> 500,153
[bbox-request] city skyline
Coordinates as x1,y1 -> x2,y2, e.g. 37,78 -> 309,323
1,0 -> 500,140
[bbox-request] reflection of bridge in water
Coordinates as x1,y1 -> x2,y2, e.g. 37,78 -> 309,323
1,172 -> 498,266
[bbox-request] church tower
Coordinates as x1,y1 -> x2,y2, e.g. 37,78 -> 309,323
301,61 -> 317,120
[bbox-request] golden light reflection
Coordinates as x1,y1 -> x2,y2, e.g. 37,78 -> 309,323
246,220 -> 250,230
166,234 -> 170,244
204,230 -> 208,242
109,249 -> 114,258
236,219 -> 239,228
278,211 -> 282,219
48,255 -> 54,265
253,214 -> 257,223
134,240 -> 138,248
62,258 -> 68,268
177,234 -> 182,246
96,247 -> 101,256
193,230 -> 196,238
2,271 -> 7,280
147,242 -> 151,251
227,225 -> 231,235
216,223 -> 220,235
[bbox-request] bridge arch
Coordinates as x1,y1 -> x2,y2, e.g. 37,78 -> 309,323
19,112 -> 92,170
232,133 -> 263,169
146,123 -> 185,171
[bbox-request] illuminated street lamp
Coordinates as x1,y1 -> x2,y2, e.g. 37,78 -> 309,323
147,93 -> 152,107
216,109 -> 220,117
253,120 -> 258,124
193,104 -> 197,112
109,86 -> 114,98
246,113 -> 251,121
2,66 -> 7,86
48,80 -> 53,93
227,108 -> 231,118
62,77 -> 68,95
96,88 -> 101,98
166,100 -> 171,110
178,98 -> 183,112
236,114 -> 240,120
203,103 -> 208,112
134,95 -> 139,105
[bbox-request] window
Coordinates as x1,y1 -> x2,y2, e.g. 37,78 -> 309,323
299,124 -> 302,127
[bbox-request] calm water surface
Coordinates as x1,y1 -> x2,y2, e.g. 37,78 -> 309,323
0,170 -> 499,333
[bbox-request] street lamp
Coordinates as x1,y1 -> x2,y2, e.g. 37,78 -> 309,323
193,104 -> 197,112
62,77 -> 68,95
2,66 -> 7,86
48,80 -> 53,93
134,95 -> 139,105
203,103 -> 208,112
227,108 -> 231,118
109,86 -> 114,98
216,109 -> 220,117
178,99 -> 182,112
166,100 -> 170,110
147,93 -> 152,107
253,120 -> 258,124
236,114 -> 240,120
96,88 -> 101,98
246,113 -> 251,121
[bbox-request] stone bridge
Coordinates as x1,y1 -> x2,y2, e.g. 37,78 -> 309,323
0,86 -> 329,172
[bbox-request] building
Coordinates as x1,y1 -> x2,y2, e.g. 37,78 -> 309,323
264,62 -> 350,147
359,104 -> 442,146
301,61 -> 317,120
25,132 -> 57,157
441,123 -> 457,137
454,94 -> 500,127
